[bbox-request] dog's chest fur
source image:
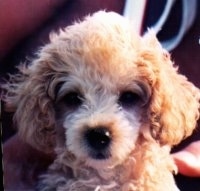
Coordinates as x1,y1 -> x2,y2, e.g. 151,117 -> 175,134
37,141 -> 179,191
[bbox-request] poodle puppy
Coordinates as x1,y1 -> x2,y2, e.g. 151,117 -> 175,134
3,11 -> 200,191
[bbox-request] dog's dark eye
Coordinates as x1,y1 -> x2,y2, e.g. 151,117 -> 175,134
118,91 -> 141,108
63,92 -> 83,109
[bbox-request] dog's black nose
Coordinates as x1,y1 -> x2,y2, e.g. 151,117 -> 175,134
84,127 -> 111,151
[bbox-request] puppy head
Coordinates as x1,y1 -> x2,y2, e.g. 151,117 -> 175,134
4,12 -> 199,167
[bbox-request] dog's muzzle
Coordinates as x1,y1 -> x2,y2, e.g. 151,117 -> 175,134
84,127 -> 112,160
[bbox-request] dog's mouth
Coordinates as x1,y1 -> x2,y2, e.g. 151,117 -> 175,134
89,149 -> 111,160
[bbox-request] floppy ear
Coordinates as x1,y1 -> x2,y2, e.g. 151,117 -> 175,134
142,32 -> 200,146
4,60 -> 58,153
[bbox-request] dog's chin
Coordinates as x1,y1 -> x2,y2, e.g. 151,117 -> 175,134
83,150 -> 126,170
85,157 -> 116,170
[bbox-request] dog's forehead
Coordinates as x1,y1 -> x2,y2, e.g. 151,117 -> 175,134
54,48 -> 141,92
48,12 -> 143,83
38,11 -> 160,91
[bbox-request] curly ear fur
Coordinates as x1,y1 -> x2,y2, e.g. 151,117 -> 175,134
3,60 -> 59,153
141,32 -> 200,146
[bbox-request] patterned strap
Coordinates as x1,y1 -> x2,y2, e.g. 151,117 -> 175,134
123,0 -> 197,51
123,0 -> 147,34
